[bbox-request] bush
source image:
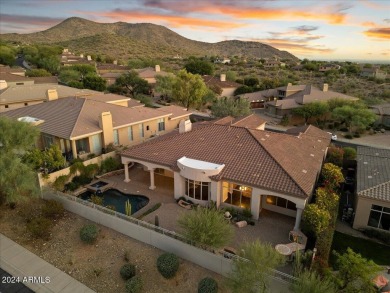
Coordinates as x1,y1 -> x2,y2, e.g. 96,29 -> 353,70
344,134 -> 353,139
100,157 -> 121,174
362,228 -> 390,245
72,175 -> 93,185
52,175 -> 69,191
64,181 -> 79,191
26,217 -> 52,239
42,200 -> 64,219
241,209 -> 252,218
156,253 -> 179,279
80,224 -> 99,244
19,199 -> 44,223
353,132 -> 360,138
125,276 -> 143,293
198,277 -> 218,293
120,263 -> 136,280
340,127 -> 349,132
343,147 -> 357,160
83,164 -> 99,178
90,195 -> 103,206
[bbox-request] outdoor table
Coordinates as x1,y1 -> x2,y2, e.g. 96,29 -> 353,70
275,244 -> 292,256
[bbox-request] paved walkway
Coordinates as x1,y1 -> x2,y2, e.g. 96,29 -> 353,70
0,234 -> 95,293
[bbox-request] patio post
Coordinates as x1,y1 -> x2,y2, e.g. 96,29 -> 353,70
149,168 -> 156,190
71,139 -> 77,159
294,206 -> 304,230
124,162 -> 130,183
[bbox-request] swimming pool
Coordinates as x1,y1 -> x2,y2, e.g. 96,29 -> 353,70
79,188 -> 149,215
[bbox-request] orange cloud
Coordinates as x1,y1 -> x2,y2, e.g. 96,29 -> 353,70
361,21 -> 377,27
359,0 -> 390,10
364,27 -> 390,40
80,10 -> 245,30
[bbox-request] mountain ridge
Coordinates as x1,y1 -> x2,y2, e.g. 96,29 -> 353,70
1,17 -> 299,61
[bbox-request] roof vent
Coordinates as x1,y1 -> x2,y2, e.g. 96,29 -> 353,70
310,154 -> 314,157
302,170 -> 307,173
368,176 -> 372,179
364,162 -> 368,164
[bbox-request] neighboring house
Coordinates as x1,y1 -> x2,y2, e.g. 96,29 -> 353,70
60,51 -> 95,67
360,67 -> 387,79
0,65 -> 25,76
214,58 -> 231,64
319,64 -> 341,72
121,118 -> 330,229
0,83 -> 99,112
353,147 -> 390,231
0,72 -> 34,86
213,114 -> 266,130
370,103 -> 390,127
202,74 -> 241,97
1,97 -> 191,161
100,65 -> 168,85
96,64 -> 132,75
236,90 -> 275,109
263,83 -> 358,118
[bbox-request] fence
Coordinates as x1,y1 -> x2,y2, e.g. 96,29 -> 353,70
42,189 -> 297,287
38,151 -> 117,187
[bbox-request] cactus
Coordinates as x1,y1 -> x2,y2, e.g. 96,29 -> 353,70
125,200 -> 132,216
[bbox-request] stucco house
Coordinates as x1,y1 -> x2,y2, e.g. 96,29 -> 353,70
121,119 -> 330,229
1,96 -> 191,161
262,83 -> 358,118
360,67 -> 387,79
202,74 -> 241,97
370,103 -> 390,127
353,147 -> 390,231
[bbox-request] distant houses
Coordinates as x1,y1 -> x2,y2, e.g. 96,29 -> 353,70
202,74 -> 241,97
360,67 -> 387,79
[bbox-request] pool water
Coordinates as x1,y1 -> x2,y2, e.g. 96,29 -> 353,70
79,188 -> 149,215
90,181 -> 108,189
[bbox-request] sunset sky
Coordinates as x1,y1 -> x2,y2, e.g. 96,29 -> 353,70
1,0 -> 389,61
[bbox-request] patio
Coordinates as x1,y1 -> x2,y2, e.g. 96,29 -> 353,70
100,166 -> 296,249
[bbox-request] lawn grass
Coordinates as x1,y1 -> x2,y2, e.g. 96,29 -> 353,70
330,231 -> 390,266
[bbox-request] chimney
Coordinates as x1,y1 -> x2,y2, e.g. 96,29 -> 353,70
287,82 -> 292,87
322,83 -> 328,92
155,65 -> 160,72
0,80 -> 8,90
113,60 -> 117,65
179,119 -> 192,134
46,89 -> 58,101
99,112 -> 114,146
87,55 -> 92,61
220,74 -> 226,82
63,48 -> 68,53
80,54 -> 84,58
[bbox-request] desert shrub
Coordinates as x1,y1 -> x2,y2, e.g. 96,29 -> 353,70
83,164 -> 99,178
198,277 -> 218,293
64,182 -> 78,191
52,175 -> 69,191
344,134 -> 353,139
100,157 -> 121,173
19,199 -> 44,223
343,147 -> 357,160
156,253 -> 179,279
125,276 -> 143,293
26,217 -> 52,239
120,263 -> 136,280
80,224 -> 99,244
42,200 -> 64,219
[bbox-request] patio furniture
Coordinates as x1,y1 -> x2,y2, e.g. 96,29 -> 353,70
275,244 -> 292,256
178,200 -> 192,210
235,220 -> 247,228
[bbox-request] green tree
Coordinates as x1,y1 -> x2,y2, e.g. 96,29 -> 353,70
291,270 -> 337,293
321,163 -> 344,191
83,74 -> 106,91
114,70 -> 151,98
326,146 -> 344,167
0,45 -> 16,66
211,97 -> 251,118
227,241 -> 285,293
334,248 -> 382,293
43,144 -> 66,172
59,69 -> 81,84
244,77 -> 260,87
234,85 -> 253,95
0,117 -> 40,205
226,71 -> 237,82
172,69 -> 208,109
292,102 -> 329,124
155,74 -> 176,99
332,105 -> 376,132
327,98 -> 353,112
184,59 -> 214,75
25,69 -> 52,77
177,207 -> 234,249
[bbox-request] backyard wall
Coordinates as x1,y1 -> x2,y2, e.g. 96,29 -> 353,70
42,189 -> 295,290
38,151 -> 117,188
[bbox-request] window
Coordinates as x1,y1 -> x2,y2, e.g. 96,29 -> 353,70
113,129 -> 119,145
128,126 -> 133,141
75,137 -> 89,153
266,195 -> 297,211
42,134 -> 54,148
24,103 -> 28,106
185,179 -> 209,201
368,204 -> 390,231
146,125 -> 150,131
222,183 -> 252,209
139,124 -> 144,138
158,118 -> 165,132
5,105 -> 8,108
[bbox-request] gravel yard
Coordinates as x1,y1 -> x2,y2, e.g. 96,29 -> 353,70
0,202 -> 230,293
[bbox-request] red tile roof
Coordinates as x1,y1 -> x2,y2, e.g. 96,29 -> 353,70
213,114 -> 266,129
122,123 -> 330,198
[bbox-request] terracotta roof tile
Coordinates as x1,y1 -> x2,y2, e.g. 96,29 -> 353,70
213,114 -> 266,129
202,75 -> 241,89
122,123 -> 330,198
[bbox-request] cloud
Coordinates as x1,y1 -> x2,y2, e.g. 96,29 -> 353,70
292,25 -> 319,33
363,27 -> 390,40
360,0 -> 390,10
78,9 -> 246,30
361,21 -> 377,27
384,19 -> 390,23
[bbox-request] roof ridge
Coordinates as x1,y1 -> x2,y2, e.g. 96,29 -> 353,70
359,181 -> 390,196
69,98 -> 87,139
247,129 -> 308,196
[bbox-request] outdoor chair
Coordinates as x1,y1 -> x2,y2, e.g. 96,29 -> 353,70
178,199 -> 192,210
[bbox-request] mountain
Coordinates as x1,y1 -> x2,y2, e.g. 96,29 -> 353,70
1,17 -> 299,61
